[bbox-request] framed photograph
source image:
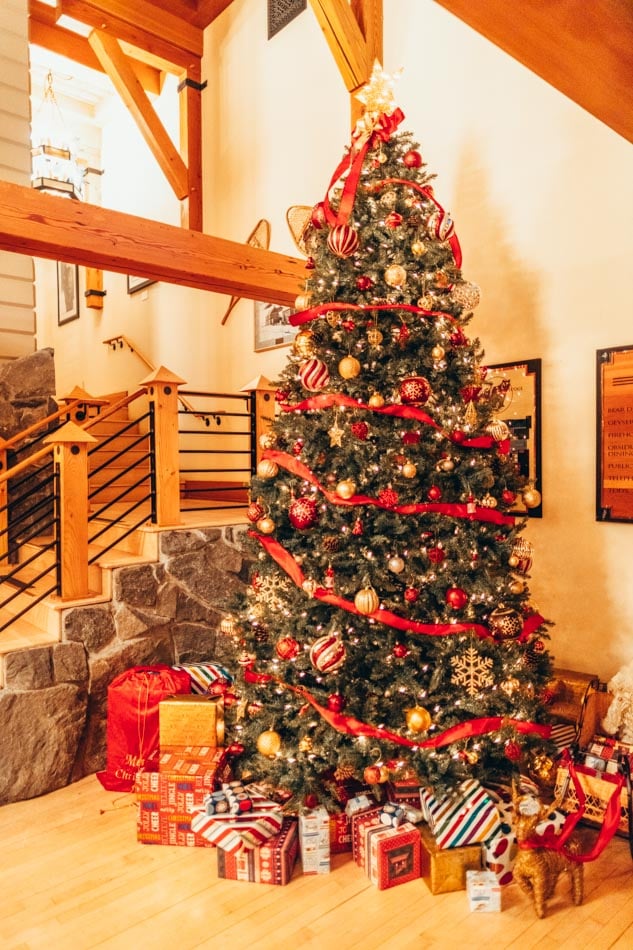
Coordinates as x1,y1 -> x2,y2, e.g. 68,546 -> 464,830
254,301 -> 297,352
596,346 -> 633,522
485,359 -> 542,517
127,274 -> 155,295
57,262 -> 79,325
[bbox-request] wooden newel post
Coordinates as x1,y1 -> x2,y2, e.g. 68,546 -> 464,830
240,374 -> 276,469
44,422 -> 97,601
0,439 -> 8,567
140,366 -> 185,527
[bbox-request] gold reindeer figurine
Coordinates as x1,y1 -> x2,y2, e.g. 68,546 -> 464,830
511,784 -> 584,918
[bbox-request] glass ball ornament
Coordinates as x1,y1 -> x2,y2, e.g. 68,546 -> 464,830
327,224 -> 359,258
288,496 -> 319,529
431,344 -> 445,361
384,264 -> 407,287
354,585 -> 380,615
257,729 -> 281,757
276,636 -> 301,659
405,705 -> 432,732
302,578 -> 318,597
451,281 -> 482,311
256,458 -> 278,479
393,642 -> 409,657
367,327 -> 383,346
402,461 -> 417,479
522,484 -> 542,509
486,419 -> 511,442
427,210 -> 455,241
246,500 -> 265,523
293,328 -> 316,358
368,392 -> 385,408
294,292 -> 313,311
299,357 -> 330,392
380,189 -> 398,207
417,294 -> 435,310
258,431 -> 276,450
508,578 -> 525,595
400,376 -> 431,405
309,633 -> 346,673
445,586 -> 468,610
256,516 -> 275,535
488,604 -> 523,640
335,478 -> 356,499
339,355 -> 361,379
388,555 -> 405,574
403,149 -> 422,168
411,240 -> 427,257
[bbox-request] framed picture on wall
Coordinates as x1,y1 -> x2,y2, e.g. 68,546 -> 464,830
127,274 -> 156,294
57,261 -> 79,325
254,301 -> 297,352
596,345 -> 633,522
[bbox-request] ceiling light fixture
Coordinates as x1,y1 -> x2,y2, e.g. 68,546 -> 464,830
31,69 -> 85,199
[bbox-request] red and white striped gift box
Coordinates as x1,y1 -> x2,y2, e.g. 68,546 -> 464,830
191,786 -> 283,853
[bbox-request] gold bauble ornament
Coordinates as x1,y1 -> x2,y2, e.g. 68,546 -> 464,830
293,328 -> 316,358
417,295 -> 434,310
256,516 -> 276,535
522,484 -> 542,509
464,750 -> 479,764
259,431 -> 277,449
219,615 -> 236,635
294,292 -> 313,311
486,418 -> 511,442
481,493 -> 498,508
256,458 -> 278,479
326,310 -> 341,327
368,392 -> 385,408
411,240 -> 427,257
353,585 -> 380,616
335,478 -> 356,499
384,264 -> 407,287
367,327 -> 383,346
431,345 -> 445,361
439,458 -> 455,472
508,578 -> 525,595
500,676 -> 521,696
339,355 -> 361,379
298,736 -> 313,753
402,461 -> 417,479
257,729 -> 282,757
405,705 -> 432,733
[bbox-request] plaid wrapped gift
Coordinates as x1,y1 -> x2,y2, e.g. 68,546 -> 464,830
420,779 -> 500,849
190,784 -> 283,853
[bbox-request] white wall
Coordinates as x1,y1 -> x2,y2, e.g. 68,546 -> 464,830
34,0 -> 633,680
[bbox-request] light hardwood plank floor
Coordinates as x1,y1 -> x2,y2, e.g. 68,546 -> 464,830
0,775 -> 632,950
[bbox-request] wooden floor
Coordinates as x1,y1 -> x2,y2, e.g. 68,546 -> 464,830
1,776 -> 632,949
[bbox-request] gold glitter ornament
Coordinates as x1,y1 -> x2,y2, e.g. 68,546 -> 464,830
298,737 -> 313,753
367,327 -> 383,346
411,240 -> 427,257
256,516 -> 276,535
256,459 -> 278,479
339,355 -> 361,379
417,295 -> 435,310
380,190 -> 398,208
368,392 -> 385,408
384,264 -> 407,287
523,484 -> 542,509
431,345 -> 445,361
257,729 -> 282,757
336,478 -> 356,499
405,706 -> 432,732
402,461 -> 417,478
259,432 -> 277,449
293,328 -> 316,358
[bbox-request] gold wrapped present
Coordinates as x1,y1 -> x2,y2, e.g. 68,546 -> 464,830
419,822 -> 482,895
159,694 -> 224,751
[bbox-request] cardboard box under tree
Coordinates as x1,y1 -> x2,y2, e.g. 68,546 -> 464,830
419,822 -> 483,895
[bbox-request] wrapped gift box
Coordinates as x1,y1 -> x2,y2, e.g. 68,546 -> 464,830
159,695 -> 224,750
368,822 -> 421,890
420,779 -> 500,849
467,870 -> 501,912
419,821 -> 482,894
386,779 -> 424,808
137,801 -> 213,847
216,818 -> 298,885
329,811 -> 352,854
351,806 -> 383,867
136,748 -> 230,811
299,807 -> 330,874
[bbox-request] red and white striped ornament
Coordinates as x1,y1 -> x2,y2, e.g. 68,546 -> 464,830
309,633 -> 346,673
327,224 -> 359,258
299,357 -> 330,392
246,501 -> 264,523
427,210 -> 455,241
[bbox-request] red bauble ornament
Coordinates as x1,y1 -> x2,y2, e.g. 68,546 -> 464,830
356,275 -> 374,290
504,740 -> 522,762
404,587 -> 419,604
403,149 -> 422,168
309,634 -> 346,673
445,586 -> 468,610
311,203 -> 326,229
289,496 -> 318,530
341,319 -> 356,331
276,636 -> 301,660
397,324 -> 411,345
451,429 -> 466,443
350,421 -> 369,440
400,376 -> 431,405
227,742 -> 245,756
363,765 -> 382,785
385,212 -> 403,228
501,489 -> 516,505
393,642 -> 409,658
450,328 -> 467,347
327,224 -> 359,258
275,389 -> 290,404
427,485 -> 442,501
299,357 -> 330,392
427,546 -> 446,564
246,501 -> 264,523
378,488 -> 399,507
327,693 -> 346,712
402,431 -> 421,446
304,793 -> 319,808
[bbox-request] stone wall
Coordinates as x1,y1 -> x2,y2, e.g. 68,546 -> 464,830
0,523 -> 249,805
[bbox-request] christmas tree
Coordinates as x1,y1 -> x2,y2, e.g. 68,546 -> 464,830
228,63 -> 554,808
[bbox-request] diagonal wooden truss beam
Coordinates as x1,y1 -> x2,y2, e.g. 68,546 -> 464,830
308,0 -> 371,91
88,29 -> 190,200
0,181 -> 305,305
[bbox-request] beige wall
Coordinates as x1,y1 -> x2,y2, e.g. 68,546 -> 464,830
29,0 -> 633,680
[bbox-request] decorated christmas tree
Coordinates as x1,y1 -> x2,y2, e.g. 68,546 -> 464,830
227,64 -> 554,808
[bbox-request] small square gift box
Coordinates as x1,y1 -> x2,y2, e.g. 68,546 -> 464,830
190,783 -> 283,853
367,822 -> 421,890
466,870 -> 502,912
420,778 -> 500,849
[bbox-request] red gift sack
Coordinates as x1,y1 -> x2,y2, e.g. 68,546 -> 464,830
97,665 -> 191,792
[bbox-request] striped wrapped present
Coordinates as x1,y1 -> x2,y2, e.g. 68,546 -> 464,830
191,784 -> 283,853
173,663 -> 233,694
420,779 -> 500,849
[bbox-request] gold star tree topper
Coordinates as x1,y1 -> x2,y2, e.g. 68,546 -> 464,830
355,60 -> 402,118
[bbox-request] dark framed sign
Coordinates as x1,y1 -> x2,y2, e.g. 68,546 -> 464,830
127,274 -> 155,294
485,359 -> 542,517
57,261 -> 79,325
596,346 -> 633,522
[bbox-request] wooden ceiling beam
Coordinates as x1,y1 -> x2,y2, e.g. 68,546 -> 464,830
308,0 -> 371,91
192,0 -> 235,29
0,180 -> 305,305
89,29 -> 190,199
349,0 -> 382,126
433,0 -> 633,145
29,1 -> 164,96
56,0 -> 201,71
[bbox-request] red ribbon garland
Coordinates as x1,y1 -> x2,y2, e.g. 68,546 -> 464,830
289,300 -> 456,329
250,531 -> 546,645
519,750 -> 624,863
278,391 -> 509,453
372,177 -> 462,268
261,449 -> 516,527
322,109 -> 405,227
244,664 -> 550,750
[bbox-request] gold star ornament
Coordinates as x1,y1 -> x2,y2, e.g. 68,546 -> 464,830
355,60 -> 402,118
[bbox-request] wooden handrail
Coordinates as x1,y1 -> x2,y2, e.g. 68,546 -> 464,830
0,398 -> 85,452
103,334 -> 200,418
0,444 -> 53,485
